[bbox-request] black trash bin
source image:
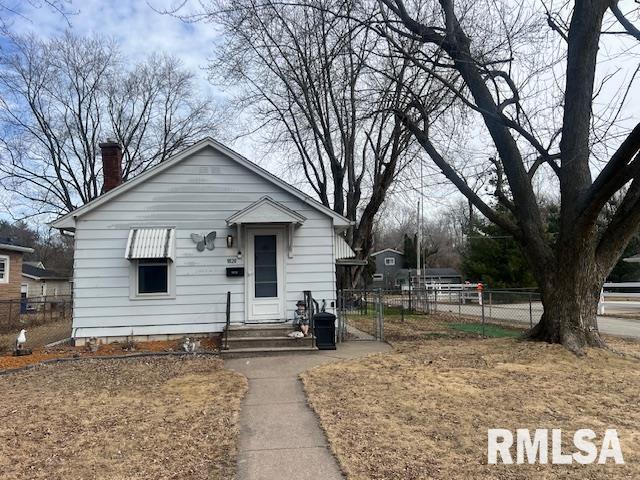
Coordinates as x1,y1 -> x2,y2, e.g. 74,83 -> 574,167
313,311 -> 336,350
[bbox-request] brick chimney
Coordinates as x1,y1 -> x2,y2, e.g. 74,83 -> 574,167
99,139 -> 123,193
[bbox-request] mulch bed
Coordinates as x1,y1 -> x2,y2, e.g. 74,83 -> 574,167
0,337 -> 220,372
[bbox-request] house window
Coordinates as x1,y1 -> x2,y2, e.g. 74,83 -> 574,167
125,227 -> 176,300
384,257 -> 396,266
372,273 -> 383,281
0,255 -> 8,283
137,259 -> 169,295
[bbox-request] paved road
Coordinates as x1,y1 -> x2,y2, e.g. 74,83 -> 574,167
434,302 -> 640,338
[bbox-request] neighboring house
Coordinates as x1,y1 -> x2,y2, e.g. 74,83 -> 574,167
0,238 -> 34,302
21,262 -> 72,299
51,138 -> 353,345
0,238 -> 34,320
370,248 -> 405,289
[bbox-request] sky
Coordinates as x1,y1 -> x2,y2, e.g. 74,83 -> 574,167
2,1 -> 221,93
0,1 -> 638,234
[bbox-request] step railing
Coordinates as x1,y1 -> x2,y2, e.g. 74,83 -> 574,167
223,291 -> 231,350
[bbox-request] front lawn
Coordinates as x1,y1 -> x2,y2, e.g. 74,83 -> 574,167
302,313 -> 640,479
448,322 -> 522,338
0,356 -> 247,479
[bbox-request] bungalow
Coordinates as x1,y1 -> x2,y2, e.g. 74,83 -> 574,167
51,138 -> 354,346
21,262 -> 72,299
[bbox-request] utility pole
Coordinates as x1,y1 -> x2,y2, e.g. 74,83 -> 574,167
416,199 -> 421,285
416,158 -> 424,287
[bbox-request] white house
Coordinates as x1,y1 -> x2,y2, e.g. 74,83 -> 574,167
51,138 -> 355,345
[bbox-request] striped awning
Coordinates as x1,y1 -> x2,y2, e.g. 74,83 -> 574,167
125,228 -> 175,261
335,234 -> 367,266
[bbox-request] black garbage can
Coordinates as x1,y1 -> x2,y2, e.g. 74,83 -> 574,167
313,311 -> 336,350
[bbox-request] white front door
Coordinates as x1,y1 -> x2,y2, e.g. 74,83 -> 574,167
246,227 -> 286,322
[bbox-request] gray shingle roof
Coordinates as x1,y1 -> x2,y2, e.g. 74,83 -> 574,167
22,263 -> 69,280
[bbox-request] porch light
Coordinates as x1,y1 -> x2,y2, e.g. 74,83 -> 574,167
226,235 -> 234,248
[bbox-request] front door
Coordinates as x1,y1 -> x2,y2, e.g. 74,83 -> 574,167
246,228 -> 285,322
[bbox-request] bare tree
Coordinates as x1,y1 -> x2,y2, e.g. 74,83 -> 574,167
179,0 -> 452,285
0,32 -> 219,218
371,0 -> 640,352
0,0 -> 75,32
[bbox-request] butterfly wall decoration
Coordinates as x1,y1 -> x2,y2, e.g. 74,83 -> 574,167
191,231 -> 216,251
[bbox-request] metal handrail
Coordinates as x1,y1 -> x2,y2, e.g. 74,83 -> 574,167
223,291 -> 231,350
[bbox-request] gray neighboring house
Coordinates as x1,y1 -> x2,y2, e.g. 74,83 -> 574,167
370,248 -> 405,289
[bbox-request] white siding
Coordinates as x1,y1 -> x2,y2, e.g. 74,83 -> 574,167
72,146 -> 336,339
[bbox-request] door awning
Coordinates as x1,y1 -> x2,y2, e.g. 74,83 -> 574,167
335,234 -> 367,266
125,228 -> 176,261
226,196 -> 306,226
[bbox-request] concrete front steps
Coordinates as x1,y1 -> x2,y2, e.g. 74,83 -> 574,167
222,323 -> 316,356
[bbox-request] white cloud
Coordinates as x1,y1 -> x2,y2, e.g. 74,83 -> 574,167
4,0 -> 221,96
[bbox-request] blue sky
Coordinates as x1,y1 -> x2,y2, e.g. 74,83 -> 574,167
1,1 -> 638,229
2,0 -> 222,96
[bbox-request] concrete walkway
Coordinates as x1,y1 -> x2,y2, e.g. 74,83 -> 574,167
225,341 -> 391,480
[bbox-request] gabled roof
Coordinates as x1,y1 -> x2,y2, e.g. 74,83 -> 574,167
0,237 -> 34,254
22,263 -> 69,280
50,137 -> 351,230
370,248 -> 404,257
226,196 -> 306,225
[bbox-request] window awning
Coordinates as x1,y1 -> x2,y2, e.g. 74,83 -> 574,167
125,228 -> 176,261
335,234 -> 367,266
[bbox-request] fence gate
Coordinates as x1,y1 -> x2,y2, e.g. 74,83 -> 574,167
336,289 -> 384,342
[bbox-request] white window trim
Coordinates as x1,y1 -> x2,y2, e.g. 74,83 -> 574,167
129,258 -> 176,300
384,257 -> 396,266
0,255 -> 8,284
372,273 -> 384,281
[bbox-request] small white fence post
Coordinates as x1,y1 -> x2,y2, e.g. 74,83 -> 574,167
598,288 -> 605,315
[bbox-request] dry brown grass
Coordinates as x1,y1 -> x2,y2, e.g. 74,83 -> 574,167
0,317 -> 72,353
0,356 -> 247,480
302,313 -> 640,480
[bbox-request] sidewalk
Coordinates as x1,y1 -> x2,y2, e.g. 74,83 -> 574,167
225,341 -> 391,480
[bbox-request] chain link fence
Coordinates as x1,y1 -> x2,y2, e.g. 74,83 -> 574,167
337,289 -> 385,342
0,296 -> 73,353
337,286 -> 541,343
429,288 -> 542,329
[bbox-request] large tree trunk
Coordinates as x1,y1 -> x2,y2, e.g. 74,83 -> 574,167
527,246 -> 606,353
